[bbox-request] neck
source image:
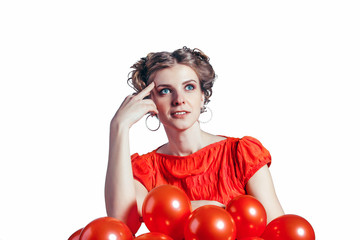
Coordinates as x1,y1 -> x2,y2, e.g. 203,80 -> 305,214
163,121 -> 206,156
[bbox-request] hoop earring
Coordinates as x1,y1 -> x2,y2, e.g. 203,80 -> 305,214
145,114 -> 161,131
198,106 -> 213,124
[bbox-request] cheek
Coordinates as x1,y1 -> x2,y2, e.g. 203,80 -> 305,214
152,97 -> 167,113
194,93 -> 204,108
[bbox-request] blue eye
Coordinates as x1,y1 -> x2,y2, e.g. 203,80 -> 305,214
159,88 -> 171,95
185,84 -> 195,91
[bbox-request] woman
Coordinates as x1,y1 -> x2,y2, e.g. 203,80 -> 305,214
105,47 -> 284,231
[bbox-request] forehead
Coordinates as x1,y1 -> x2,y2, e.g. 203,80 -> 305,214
152,64 -> 199,85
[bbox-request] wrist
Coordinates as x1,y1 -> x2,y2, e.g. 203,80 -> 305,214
110,119 -> 131,133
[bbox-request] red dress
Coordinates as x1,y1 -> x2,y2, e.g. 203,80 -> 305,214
131,136 -> 271,205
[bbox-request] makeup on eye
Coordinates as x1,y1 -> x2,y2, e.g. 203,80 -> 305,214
156,81 -> 197,95
159,88 -> 171,95
185,84 -> 195,91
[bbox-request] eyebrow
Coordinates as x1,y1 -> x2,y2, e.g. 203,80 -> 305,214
156,79 -> 198,88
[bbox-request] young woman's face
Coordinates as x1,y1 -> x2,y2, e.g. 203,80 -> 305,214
151,64 -> 205,131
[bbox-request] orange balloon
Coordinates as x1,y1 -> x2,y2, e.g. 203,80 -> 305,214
135,232 -> 174,240
142,185 -> 192,240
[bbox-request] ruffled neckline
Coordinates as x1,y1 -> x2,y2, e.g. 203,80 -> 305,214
150,136 -> 238,178
152,136 -> 231,159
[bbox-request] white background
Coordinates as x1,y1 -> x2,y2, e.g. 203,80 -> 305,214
1,1 -> 359,239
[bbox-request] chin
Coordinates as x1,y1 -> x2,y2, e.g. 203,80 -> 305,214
168,120 -> 199,132
160,113 -> 200,132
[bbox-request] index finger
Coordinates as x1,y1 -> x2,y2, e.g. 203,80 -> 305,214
135,82 -> 155,99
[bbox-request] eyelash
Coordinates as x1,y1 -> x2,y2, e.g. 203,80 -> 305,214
159,84 -> 195,95
159,88 -> 171,95
185,84 -> 195,90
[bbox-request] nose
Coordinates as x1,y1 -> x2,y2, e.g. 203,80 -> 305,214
172,92 -> 185,106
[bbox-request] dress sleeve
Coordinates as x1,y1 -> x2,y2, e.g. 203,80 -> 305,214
236,136 -> 272,187
131,153 -> 155,191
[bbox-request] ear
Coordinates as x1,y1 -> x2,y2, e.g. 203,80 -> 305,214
201,92 -> 205,108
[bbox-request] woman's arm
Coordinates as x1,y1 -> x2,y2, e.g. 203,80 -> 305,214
246,165 -> 285,223
191,200 -> 225,211
104,82 -> 157,226
105,124 -> 140,223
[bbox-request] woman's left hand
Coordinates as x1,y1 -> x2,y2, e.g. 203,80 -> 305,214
191,200 -> 225,211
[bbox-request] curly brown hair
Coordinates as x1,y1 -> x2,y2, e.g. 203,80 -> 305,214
127,46 -> 216,105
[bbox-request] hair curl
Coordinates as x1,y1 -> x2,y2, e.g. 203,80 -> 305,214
127,46 -> 216,105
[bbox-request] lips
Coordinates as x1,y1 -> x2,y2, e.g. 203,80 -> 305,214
171,110 -> 190,118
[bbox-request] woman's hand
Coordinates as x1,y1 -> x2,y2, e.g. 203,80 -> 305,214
111,82 -> 158,129
191,200 -> 225,211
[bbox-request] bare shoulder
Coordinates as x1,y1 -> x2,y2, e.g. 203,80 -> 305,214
202,131 -> 227,145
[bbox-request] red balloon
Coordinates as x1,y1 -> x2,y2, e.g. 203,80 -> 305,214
135,232 -> 174,240
79,217 -> 133,240
239,237 -> 264,240
226,195 -> 267,239
142,185 -> 192,240
261,214 -> 315,240
125,203 -> 142,235
184,205 -> 236,240
68,228 -> 83,240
